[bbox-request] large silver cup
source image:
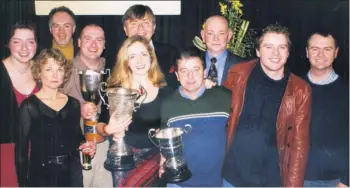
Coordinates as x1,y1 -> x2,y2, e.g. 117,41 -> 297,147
148,125 -> 192,183
99,85 -> 145,171
77,69 -> 110,143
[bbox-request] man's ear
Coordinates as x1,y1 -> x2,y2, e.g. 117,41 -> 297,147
175,72 -> 180,81
123,25 -> 128,37
200,30 -> 206,43
335,47 -> 339,58
305,47 -> 309,58
256,48 -> 260,57
73,25 -> 76,34
78,38 -> 81,48
227,28 -> 233,42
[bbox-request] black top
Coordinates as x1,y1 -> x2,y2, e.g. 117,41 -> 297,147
0,61 -> 18,144
223,63 -> 289,186
305,77 -> 349,184
100,86 -> 174,149
15,95 -> 84,186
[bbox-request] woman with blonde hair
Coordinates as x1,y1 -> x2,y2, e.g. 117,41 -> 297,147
98,35 -> 173,187
15,48 -> 95,187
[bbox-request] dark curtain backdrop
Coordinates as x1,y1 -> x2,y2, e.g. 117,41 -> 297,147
1,0 -> 348,81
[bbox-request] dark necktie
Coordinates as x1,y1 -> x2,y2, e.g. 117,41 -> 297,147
207,57 -> 218,84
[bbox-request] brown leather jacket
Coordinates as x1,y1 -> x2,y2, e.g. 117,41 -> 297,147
223,59 -> 311,187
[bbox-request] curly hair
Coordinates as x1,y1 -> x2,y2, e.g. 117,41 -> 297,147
31,48 -> 72,87
107,35 -> 166,88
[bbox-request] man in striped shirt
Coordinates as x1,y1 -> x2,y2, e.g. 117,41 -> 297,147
304,31 -> 349,187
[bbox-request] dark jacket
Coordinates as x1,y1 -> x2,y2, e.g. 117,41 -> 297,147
223,59 -> 312,187
153,41 -> 179,89
0,61 -> 18,144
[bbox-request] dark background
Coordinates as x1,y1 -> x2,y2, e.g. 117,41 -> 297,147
0,0 -> 348,81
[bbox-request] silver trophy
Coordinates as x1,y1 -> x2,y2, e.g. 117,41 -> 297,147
77,69 -> 110,143
99,85 -> 146,171
148,125 -> 192,183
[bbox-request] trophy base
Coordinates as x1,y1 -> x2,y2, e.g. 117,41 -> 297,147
162,165 -> 192,183
104,154 -> 136,171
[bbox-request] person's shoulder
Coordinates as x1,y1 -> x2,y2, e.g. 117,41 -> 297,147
162,89 -> 180,105
159,86 -> 175,96
228,58 -> 258,73
20,95 -> 38,110
67,95 -> 81,108
290,73 -> 312,94
206,87 -> 232,102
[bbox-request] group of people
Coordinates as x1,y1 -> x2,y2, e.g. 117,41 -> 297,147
0,3 -> 348,188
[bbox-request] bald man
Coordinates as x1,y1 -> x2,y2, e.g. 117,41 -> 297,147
201,15 -> 242,86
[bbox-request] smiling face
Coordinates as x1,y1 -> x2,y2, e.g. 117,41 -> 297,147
78,25 -> 105,60
256,32 -> 289,78
123,14 -> 155,41
8,28 -> 37,64
127,42 -> 151,76
306,34 -> 338,72
201,16 -> 232,56
40,58 -> 65,89
176,57 -> 205,96
50,11 -> 76,46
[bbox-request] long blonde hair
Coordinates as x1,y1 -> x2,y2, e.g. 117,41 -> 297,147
107,35 -> 166,88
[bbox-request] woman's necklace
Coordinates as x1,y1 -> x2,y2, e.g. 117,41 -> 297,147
11,60 -> 30,74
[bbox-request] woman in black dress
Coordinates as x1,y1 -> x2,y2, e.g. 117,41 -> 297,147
15,48 -> 95,187
97,35 -> 173,187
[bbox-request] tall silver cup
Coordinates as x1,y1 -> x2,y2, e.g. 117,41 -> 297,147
148,125 -> 192,183
99,85 -> 145,171
77,69 -> 110,143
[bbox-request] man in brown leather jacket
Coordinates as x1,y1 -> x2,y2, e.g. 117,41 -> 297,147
222,24 -> 311,187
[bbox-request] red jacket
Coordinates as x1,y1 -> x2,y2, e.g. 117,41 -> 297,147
223,59 -> 311,187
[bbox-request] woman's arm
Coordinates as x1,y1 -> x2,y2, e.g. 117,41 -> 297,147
15,101 -> 33,187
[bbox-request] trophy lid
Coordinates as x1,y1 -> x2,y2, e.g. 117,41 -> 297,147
85,69 -> 101,75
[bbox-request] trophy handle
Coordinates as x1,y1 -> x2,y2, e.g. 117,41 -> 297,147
183,124 -> 192,133
99,82 -> 109,108
148,128 -> 159,147
101,69 -> 111,77
134,89 -> 147,112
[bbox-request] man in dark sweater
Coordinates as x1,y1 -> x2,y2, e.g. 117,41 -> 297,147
159,48 -> 231,187
223,24 -> 311,187
304,31 -> 349,187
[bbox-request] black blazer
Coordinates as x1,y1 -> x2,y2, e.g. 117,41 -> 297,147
153,41 -> 179,89
0,61 -> 19,144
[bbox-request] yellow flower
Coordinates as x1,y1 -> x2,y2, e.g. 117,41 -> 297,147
230,0 -> 243,15
219,2 -> 227,16
226,43 -> 231,49
202,23 -> 206,29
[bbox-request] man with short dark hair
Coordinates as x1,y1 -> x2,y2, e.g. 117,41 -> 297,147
63,24 -> 112,187
159,47 -> 231,187
222,24 -> 311,187
41,6 -> 78,60
122,4 -> 179,89
303,31 -> 349,187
